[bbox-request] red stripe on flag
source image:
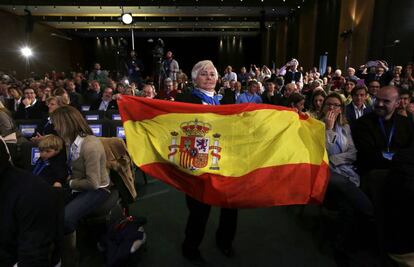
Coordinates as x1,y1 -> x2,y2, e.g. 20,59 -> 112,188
140,162 -> 330,208
118,96 -> 308,122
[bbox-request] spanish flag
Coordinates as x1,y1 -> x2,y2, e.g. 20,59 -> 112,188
118,96 -> 329,208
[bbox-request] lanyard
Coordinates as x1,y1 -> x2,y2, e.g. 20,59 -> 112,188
378,118 -> 395,152
33,160 -> 49,175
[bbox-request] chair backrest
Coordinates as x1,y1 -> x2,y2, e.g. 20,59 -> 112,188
104,110 -> 122,121
82,110 -> 105,121
107,120 -> 125,139
87,119 -> 110,137
15,119 -> 41,138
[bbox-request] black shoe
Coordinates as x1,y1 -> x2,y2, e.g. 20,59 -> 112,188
182,247 -> 206,266
216,243 -> 235,258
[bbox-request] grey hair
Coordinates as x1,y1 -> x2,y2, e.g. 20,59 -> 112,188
191,60 -> 218,84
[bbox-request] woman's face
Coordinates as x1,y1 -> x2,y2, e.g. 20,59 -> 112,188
323,96 -> 342,114
10,89 -> 20,98
313,95 -> 325,110
47,99 -> 59,113
195,66 -> 218,92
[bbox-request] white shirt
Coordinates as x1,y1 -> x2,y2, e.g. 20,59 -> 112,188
25,98 -> 37,108
353,103 -> 367,119
223,72 -> 237,82
70,135 -> 84,162
98,100 -> 110,111
197,88 -> 215,105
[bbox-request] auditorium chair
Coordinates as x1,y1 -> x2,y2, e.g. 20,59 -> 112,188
15,119 -> 41,138
82,110 -> 105,121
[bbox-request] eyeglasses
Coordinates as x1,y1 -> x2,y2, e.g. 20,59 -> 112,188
325,103 -> 342,109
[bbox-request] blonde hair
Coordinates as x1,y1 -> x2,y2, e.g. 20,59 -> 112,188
320,92 -> 348,126
46,96 -> 68,107
50,105 -> 93,143
38,134 -> 64,153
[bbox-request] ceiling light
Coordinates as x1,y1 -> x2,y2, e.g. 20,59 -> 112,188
20,47 -> 33,58
121,13 -> 133,25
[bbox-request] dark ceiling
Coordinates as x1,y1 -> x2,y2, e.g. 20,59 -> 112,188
0,0 -> 304,37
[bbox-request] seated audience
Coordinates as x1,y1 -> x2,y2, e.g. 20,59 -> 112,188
261,79 -> 280,105
15,87 -> 47,120
345,85 -> 372,124
236,80 -> 262,104
32,96 -> 67,143
90,87 -> 118,111
308,89 -> 326,118
320,92 -> 374,265
287,92 -> 305,113
33,134 -> 68,188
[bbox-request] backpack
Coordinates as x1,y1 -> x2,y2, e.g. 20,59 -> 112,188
103,216 -> 147,267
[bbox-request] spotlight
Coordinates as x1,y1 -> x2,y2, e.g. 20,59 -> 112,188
20,47 -> 33,58
121,13 -> 133,25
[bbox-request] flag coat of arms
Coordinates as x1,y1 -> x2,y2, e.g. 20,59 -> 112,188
118,96 -> 329,208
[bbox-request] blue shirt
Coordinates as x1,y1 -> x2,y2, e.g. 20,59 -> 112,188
236,92 -> 263,104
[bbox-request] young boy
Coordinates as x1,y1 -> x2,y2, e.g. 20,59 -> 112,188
33,134 -> 68,187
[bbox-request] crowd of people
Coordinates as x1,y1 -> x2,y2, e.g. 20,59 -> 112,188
1,53 -> 414,267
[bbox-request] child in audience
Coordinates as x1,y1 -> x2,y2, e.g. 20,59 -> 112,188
33,134 -> 68,187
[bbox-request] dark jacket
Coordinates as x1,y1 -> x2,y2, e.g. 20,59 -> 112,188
345,103 -> 373,124
352,112 -> 414,174
220,89 -> 236,105
0,164 -> 61,266
15,100 -> 47,120
385,147 -> 414,254
33,150 -> 68,186
261,92 -> 281,105
90,99 -> 118,111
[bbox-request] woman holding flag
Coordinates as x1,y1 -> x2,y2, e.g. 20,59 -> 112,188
176,60 -> 238,265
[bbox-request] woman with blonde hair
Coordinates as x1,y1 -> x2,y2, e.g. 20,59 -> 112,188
51,105 -> 110,265
31,95 -> 68,143
320,92 -> 374,265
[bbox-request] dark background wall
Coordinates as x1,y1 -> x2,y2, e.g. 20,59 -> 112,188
2,0 -> 414,79
0,10 -> 84,79
313,0 -> 341,69
370,0 -> 414,65
81,35 -> 261,77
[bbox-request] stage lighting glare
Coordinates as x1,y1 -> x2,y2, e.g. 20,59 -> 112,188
21,47 -> 33,57
121,13 -> 133,24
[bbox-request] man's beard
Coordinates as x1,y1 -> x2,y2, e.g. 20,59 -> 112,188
374,106 -> 387,117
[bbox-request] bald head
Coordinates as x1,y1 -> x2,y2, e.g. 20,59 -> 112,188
374,86 -> 400,120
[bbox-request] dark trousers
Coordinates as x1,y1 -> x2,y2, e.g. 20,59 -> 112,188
182,195 -> 238,254
64,188 -> 110,234
324,172 -> 376,250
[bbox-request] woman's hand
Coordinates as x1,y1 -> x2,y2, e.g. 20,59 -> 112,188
325,110 -> 339,130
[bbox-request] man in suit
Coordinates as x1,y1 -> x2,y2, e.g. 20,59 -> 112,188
90,88 -> 118,111
352,86 -> 414,262
15,87 -> 47,120
346,85 -> 373,124
261,78 -> 281,105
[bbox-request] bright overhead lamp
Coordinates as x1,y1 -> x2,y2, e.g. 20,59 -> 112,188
121,13 -> 133,25
20,46 -> 33,58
